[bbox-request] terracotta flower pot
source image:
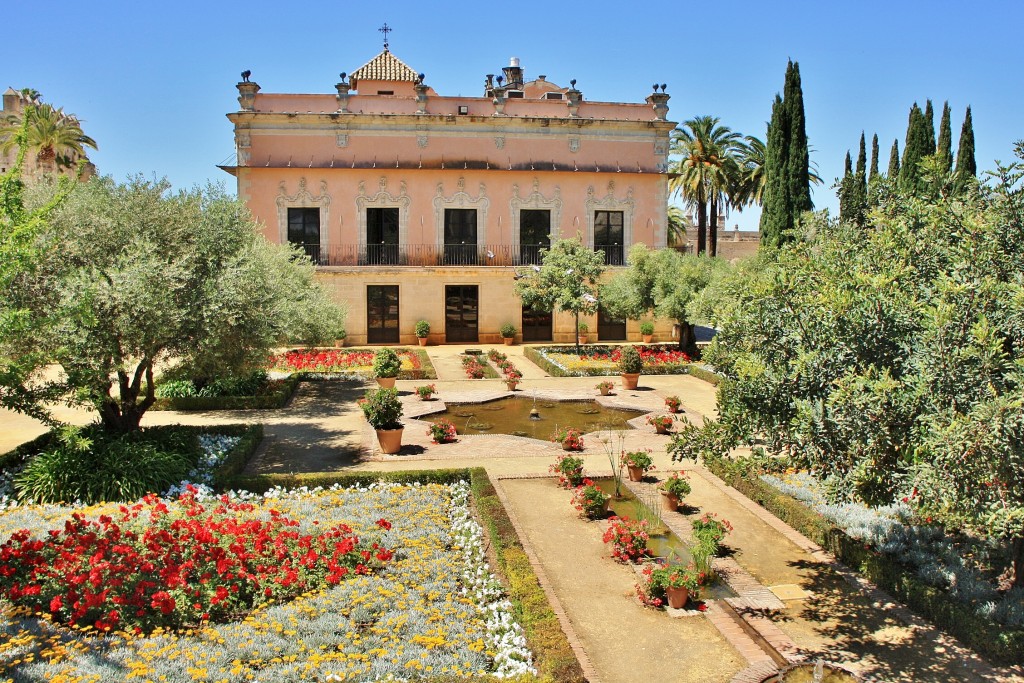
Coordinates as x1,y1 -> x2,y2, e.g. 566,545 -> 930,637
654,422 -> 670,435
665,586 -> 690,610
335,338 -> 346,348
417,337 -> 428,346
506,381 -> 519,391
660,490 -> 680,512
642,334 -> 653,343
375,427 -> 404,454
621,373 -> 640,390
578,335 -> 588,345
376,376 -> 397,389
666,405 -> 680,414
599,387 -> 611,396
502,337 -> 514,346
627,465 -> 644,482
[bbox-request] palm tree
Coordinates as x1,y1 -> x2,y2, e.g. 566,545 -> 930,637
0,101 -> 97,174
666,204 -> 690,249
668,116 -> 743,256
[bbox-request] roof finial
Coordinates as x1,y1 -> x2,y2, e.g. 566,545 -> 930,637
378,22 -> 392,51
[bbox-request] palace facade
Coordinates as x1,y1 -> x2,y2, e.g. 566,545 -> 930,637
222,48 -> 676,345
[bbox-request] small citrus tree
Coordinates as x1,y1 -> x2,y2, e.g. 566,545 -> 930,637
514,236 -> 604,353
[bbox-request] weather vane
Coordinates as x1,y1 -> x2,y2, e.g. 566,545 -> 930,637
379,22 -> 392,51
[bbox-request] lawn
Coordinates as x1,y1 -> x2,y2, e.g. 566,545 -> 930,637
0,482 -> 534,682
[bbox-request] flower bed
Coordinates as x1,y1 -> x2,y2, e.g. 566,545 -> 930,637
152,375 -> 301,411
461,352 -> 500,379
0,481 -> 535,681
269,348 -> 436,380
525,344 -> 693,377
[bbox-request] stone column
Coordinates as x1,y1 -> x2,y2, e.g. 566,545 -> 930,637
335,76 -> 351,113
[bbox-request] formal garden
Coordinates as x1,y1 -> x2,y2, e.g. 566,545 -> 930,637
3,91 -> 1024,683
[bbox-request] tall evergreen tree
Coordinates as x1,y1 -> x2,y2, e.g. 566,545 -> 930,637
887,139 -> 900,178
759,95 -> 790,246
923,99 -> 936,156
937,101 -> 954,173
838,151 -> 854,225
784,61 -> 813,215
954,105 -> 977,185
900,103 -> 930,191
760,61 -> 812,246
856,132 -> 867,194
869,133 -> 880,181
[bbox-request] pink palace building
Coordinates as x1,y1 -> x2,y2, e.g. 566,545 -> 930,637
222,42 -> 675,346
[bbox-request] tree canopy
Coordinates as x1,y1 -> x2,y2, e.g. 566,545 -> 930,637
698,143 -> 1024,585
2,176 -> 345,433
599,244 -> 724,356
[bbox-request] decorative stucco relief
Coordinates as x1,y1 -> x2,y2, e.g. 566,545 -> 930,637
432,177 -> 490,246
275,178 -> 332,252
584,180 -> 635,251
355,177 -> 411,250
510,178 -> 562,245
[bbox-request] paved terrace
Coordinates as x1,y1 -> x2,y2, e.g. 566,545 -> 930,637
0,344 -> 1020,682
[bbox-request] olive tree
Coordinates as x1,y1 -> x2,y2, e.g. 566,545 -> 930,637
600,244 -> 724,356
4,176 -> 345,433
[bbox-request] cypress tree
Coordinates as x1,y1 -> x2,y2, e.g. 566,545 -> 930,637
937,101 -> 953,173
839,151 -> 854,225
923,99 -> 936,156
869,133 -> 880,181
955,105 -> 976,183
900,103 -> 929,191
856,132 -> 867,192
784,61 -> 813,215
759,94 -> 790,246
888,139 -> 900,178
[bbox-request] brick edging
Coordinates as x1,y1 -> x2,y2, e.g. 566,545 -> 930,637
491,475 -> 603,683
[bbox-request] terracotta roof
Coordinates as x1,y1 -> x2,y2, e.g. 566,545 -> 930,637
350,50 -> 418,86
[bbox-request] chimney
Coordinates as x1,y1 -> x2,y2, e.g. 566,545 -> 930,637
502,57 -> 524,89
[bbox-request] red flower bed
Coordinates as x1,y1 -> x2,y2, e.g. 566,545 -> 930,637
578,346 -> 691,367
0,489 -> 392,633
271,349 -> 420,373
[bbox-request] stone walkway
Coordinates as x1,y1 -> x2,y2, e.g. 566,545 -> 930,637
1,343 -> 1021,682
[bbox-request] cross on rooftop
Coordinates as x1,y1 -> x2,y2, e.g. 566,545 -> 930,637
379,23 -> 392,51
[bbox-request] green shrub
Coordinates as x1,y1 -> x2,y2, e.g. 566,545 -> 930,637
372,348 -> 402,378
618,345 -> 643,374
359,387 -> 403,429
13,426 -> 199,504
154,379 -> 197,398
500,322 -> 517,338
639,321 -> 655,336
415,320 -> 431,338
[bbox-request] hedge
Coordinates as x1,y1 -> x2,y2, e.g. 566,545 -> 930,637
685,364 -> 721,386
705,455 -> 1024,666
152,376 -> 301,411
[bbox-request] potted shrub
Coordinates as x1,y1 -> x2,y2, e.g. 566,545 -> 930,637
595,380 -> 615,396
550,453 -> 585,488
646,414 -> 675,434
640,321 -> 655,343
360,387 -> 404,454
621,449 -> 655,482
618,345 -> 642,389
415,320 -> 430,346
426,418 -> 457,444
372,348 -> 402,388
499,322 -> 516,345
335,327 -> 347,348
664,395 -> 681,413
577,321 -> 589,345
505,368 -> 523,391
639,564 -> 703,609
571,479 -> 609,519
552,426 -> 585,451
660,471 -> 692,511
416,383 -> 437,400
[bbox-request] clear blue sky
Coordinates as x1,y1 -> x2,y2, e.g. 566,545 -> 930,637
6,0 -> 1021,230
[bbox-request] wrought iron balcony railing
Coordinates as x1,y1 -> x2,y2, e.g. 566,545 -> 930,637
289,243 -> 630,267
